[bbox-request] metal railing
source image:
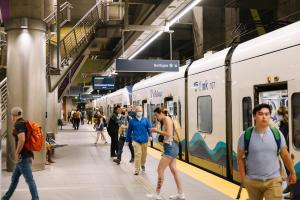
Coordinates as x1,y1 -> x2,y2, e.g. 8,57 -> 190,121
48,1 -> 104,92
59,1 -> 103,66
44,1 -> 73,27
0,31 -> 7,67
0,77 -> 7,139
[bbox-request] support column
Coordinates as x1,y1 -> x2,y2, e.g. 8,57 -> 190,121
203,7 -> 225,52
46,88 -> 58,134
192,6 -> 203,59
47,41 -> 58,134
193,6 -> 226,58
6,0 -> 47,171
225,8 -> 239,43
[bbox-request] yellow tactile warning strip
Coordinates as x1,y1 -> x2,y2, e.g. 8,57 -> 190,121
147,148 -> 249,200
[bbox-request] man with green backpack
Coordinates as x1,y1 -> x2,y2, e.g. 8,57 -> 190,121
237,103 -> 297,200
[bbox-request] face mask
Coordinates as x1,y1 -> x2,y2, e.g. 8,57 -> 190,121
136,112 -> 143,118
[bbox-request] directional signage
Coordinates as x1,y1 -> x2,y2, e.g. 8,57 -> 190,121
116,59 -> 179,72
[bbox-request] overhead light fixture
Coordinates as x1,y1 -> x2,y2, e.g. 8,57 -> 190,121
128,0 -> 202,60
129,31 -> 163,60
20,18 -> 28,29
166,0 -> 202,28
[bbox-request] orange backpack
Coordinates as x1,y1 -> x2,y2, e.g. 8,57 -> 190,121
24,120 -> 44,151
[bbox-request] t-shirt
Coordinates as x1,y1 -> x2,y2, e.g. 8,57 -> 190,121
238,127 -> 286,180
14,119 -> 33,159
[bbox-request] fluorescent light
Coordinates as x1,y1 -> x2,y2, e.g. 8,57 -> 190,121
129,31 -> 163,60
166,0 -> 202,27
128,0 -> 202,60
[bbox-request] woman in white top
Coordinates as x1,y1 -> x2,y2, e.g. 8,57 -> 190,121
148,107 -> 185,200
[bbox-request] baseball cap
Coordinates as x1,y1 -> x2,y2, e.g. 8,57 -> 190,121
11,106 -> 23,116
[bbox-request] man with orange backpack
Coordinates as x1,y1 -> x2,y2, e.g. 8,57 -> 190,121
2,107 -> 40,200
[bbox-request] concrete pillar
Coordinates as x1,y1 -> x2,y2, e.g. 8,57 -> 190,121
44,0 -> 56,18
192,7 -> 203,59
225,8 -> 239,43
46,88 -> 58,134
203,7 -> 225,52
6,0 -> 46,171
192,6 -> 226,58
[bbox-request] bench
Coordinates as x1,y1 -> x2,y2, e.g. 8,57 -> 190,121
46,132 -> 67,153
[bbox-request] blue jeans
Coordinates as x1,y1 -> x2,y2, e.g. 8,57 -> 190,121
2,158 -> 39,200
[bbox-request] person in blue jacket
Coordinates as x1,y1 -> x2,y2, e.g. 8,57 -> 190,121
126,106 -> 152,175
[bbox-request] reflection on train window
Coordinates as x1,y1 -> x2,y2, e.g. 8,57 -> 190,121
242,97 -> 252,130
292,93 -> 300,149
178,101 -> 182,126
174,102 -> 178,116
197,96 -> 212,133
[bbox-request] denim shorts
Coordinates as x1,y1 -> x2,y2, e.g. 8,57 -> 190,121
162,142 -> 179,159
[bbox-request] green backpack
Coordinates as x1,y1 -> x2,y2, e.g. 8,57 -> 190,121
244,126 -> 281,158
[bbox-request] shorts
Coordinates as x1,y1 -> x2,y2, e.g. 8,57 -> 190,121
96,126 -> 104,132
162,142 -> 179,159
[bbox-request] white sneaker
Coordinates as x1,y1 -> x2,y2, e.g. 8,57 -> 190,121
146,193 -> 162,200
169,193 -> 186,199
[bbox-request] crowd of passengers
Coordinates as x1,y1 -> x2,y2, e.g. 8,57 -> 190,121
2,103 -> 298,200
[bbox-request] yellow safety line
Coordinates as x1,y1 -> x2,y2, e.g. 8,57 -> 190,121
147,148 -> 249,200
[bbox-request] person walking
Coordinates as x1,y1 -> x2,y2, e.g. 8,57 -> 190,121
2,107 -> 39,200
113,108 -> 134,164
94,115 -> 107,144
107,106 -> 121,157
147,107 -> 185,200
126,106 -> 152,175
237,103 -> 297,200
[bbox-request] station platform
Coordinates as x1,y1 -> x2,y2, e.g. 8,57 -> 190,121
1,124 -> 248,200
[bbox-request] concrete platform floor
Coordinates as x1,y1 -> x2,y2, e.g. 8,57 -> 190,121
1,123 -> 233,200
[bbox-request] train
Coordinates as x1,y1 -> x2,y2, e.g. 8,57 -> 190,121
96,21 -> 300,189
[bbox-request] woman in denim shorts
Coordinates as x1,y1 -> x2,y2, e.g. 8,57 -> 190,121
147,107 -> 185,200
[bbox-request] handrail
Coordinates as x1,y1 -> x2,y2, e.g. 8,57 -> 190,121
60,1 -> 102,41
48,1 -> 104,92
0,77 -> 7,139
44,1 -> 73,24
0,77 -> 7,121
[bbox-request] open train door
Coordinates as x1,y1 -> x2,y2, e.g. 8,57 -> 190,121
288,80 -> 300,199
164,96 -> 183,160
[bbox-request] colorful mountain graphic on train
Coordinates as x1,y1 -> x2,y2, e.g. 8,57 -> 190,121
181,133 -> 238,170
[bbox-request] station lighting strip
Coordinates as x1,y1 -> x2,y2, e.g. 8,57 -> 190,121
128,0 -> 202,60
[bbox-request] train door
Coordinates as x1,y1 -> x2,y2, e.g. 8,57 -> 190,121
288,80 -> 300,196
164,96 -> 183,160
254,82 -> 288,134
232,87 -> 254,182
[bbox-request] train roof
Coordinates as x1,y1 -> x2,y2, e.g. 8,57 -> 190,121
99,87 -> 129,101
188,49 -> 229,76
188,21 -> 300,75
132,65 -> 187,91
232,21 -> 300,63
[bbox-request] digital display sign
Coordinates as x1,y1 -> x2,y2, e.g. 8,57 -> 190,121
92,76 -> 115,90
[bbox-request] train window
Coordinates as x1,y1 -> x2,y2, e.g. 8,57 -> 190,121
197,96 -> 212,133
292,93 -> 300,149
242,97 -> 252,130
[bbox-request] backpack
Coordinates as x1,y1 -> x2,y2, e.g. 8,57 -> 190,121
73,111 -> 80,119
24,120 -> 44,152
171,116 -> 182,144
244,126 -> 281,159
